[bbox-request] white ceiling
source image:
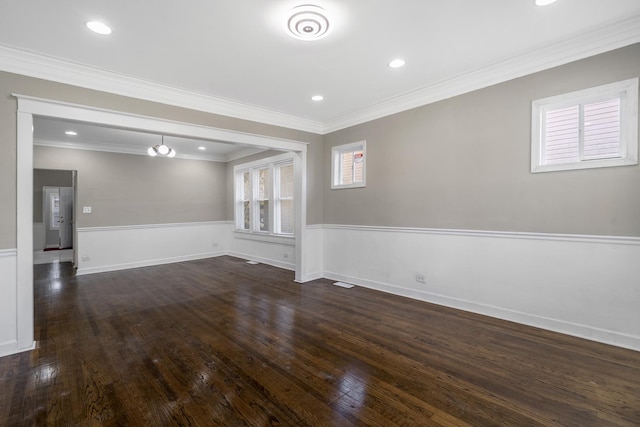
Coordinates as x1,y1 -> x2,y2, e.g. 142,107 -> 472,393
2,0 -> 640,156
33,117 -> 267,162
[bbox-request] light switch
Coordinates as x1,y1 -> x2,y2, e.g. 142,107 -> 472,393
82,206 -> 92,214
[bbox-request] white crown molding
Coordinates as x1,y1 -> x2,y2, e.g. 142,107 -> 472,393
225,147 -> 268,162
2,14 -> 639,135
0,45 -> 324,135
322,13 -> 640,133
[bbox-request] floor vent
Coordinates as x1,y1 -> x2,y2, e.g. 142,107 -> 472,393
246,261 -> 259,265
333,281 -> 355,289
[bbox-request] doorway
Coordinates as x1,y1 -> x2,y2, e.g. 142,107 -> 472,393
15,94 -> 309,355
34,169 -> 76,265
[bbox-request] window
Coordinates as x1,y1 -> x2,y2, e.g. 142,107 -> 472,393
237,171 -> 250,230
50,193 -> 60,230
332,141 -> 366,189
234,153 -> 294,236
275,163 -> 294,234
531,78 -> 638,173
256,167 -> 270,232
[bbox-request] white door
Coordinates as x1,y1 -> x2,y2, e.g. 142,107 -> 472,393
58,187 -> 74,249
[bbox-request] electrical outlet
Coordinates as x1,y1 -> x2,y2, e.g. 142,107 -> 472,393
415,273 -> 426,283
81,256 -> 91,261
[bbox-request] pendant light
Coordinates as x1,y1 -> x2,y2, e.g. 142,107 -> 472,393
148,135 -> 176,157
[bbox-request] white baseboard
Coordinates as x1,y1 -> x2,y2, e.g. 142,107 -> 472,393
299,271 -> 324,282
0,340 -> 35,358
323,270 -> 640,352
227,251 -> 295,271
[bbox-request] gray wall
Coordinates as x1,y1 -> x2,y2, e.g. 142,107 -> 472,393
2,44 -> 638,248
34,146 -> 227,227
323,43 -> 640,237
0,71 -> 323,249
33,169 -> 73,222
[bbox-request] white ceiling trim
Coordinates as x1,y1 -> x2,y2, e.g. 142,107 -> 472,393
323,13 -> 640,133
2,13 -> 640,136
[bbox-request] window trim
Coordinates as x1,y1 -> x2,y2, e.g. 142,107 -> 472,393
233,152 -> 295,239
331,140 -> 367,189
531,78 -> 638,173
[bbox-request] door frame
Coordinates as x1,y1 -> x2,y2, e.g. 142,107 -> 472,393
15,94 -> 309,353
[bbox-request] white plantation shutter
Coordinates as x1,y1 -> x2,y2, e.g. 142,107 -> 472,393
543,105 -> 579,164
543,98 -> 621,165
533,78 -> 637,173
583,98 -> 621,160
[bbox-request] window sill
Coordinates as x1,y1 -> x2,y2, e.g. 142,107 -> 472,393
531,157 -> 637,173
233,230 -> 295,246
331,182 -> 366,190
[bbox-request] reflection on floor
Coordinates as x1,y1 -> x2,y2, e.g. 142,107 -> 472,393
33,249 -> 74,265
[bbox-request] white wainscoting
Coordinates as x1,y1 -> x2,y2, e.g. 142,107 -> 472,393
76,221 -> 229,275
322,224 -> 640,352
0,249 -> 18,357
303,224 -> 324,281
228,227 -> 296,271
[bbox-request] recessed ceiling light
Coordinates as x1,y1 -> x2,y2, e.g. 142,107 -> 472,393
534,0 -> 557,6
285,5 -> 331,41
65,131 -> 78,136
389,59 -> 406,68
86,21 -> 112,35
311,95 -> 324,102
198,146 -> 206,150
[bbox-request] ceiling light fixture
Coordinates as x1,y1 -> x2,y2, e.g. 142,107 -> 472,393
147,135 -> 176,158
285,5 -> 331,41
65,130 -> 78,136
389,59 -> 406,68
311,95 -> 324,101
86,21 -> 112,35
198,146 -> 206,150
534,0 -> 558,6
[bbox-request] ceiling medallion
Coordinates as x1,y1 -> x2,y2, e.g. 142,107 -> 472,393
285,5 -> 331,41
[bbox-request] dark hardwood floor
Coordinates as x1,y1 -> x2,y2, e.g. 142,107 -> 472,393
1,256 -> 639,426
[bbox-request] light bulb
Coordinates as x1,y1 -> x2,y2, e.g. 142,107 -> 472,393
167,148 -> 176,158
147,146 -> 158,156
86,21 -> 112,35
157,144 -> 170,155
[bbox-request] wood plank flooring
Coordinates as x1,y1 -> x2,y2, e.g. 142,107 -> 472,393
1,256 -> 639,426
